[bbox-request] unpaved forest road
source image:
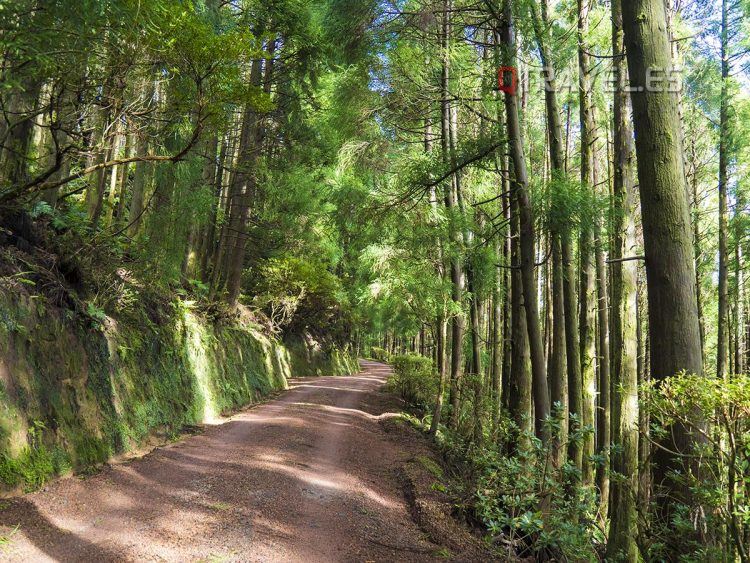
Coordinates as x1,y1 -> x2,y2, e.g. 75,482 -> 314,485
0,361 -> 449,562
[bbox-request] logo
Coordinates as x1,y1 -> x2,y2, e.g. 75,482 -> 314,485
498,66 -> 517,95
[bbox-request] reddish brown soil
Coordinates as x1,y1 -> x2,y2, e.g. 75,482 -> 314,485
0,361 -> 469,562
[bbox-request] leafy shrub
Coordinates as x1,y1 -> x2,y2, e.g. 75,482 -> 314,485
471,415 -> 599,561
642,372 -> 750,559
247,256 -> 352,344
370,346 -> 390,362
388,354 -> 439,410
400,404 -> 599,560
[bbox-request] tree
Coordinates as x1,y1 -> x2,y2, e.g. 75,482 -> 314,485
606,0 -> 640,558
500,0 -> 550,440
621,0 -> 704,530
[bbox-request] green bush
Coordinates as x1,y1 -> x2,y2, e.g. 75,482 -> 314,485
641,371 -> 750,560
471,414 -> 598,561
388,354 -> 439,410
246,256 -> 352,344
402,402 -> 599,560
370,346 -> 390,362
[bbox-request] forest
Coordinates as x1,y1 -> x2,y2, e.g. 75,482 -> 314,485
0,0 -> 749,561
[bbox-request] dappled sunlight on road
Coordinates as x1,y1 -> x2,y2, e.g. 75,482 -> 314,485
0,360 -> 438,563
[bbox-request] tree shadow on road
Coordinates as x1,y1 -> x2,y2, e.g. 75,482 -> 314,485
0,498 -> 125,561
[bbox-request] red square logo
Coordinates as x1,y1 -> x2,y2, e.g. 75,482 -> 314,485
498,66 -> 517,95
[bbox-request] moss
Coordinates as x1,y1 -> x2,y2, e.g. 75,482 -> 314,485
286,340 -> 358,377
70,434 -> 110,468
0,455 -> 19,487
0,289 -> 357,493
417,455 -> 444,479
0,442 -> 64,492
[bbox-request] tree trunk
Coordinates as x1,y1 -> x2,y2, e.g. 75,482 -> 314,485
223,56 -> 265,305
735,221 -> 745,375
718,0 -> 730,380
492,233 -> 504,428
431,316 -> 448,435
0,75 -> 42,188
468,273 -> 484,440
501,189 -> 513,413
621,0 -> 704,533
440,0 -> 465,431
577,0 -> 596,486
595,221 -> 610,514
509,192 -> 533,438
425,98 -> 450,437
200,131 -> 223,280
532,0 -> 580,463
550,235 -> 568,466
499,0 -> 550,440
689,136 -> 706,366
606,1 -> 640,557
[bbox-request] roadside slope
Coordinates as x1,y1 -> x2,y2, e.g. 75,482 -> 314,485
0,286 -> 355,492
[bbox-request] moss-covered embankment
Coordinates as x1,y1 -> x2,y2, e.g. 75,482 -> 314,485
0,290 -> 357,493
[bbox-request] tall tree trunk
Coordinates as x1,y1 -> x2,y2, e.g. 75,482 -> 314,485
0,75 -> 42,188
431,317 -> 448,435
427,96 -> 449,435
493,100 -> 509,428
577,0 -> 596,486
126,75 -> 157,238
468,273 -> 484,440
492,233 -> 504,428
200,131 -> 223,280
621,0 -> 704,535
592,99 -> 610,513
440,0 -> 465,431
210,122 -> 240,294
103,124 -> 123,228
499,0 -> 550,440
509,193 -> 533,438
718,0 -> 730,380
606,1 -> 640,557
41,88 -> 76,207
90,62 -> 127,229
735,221 -> 745,376
89,100 -> 119,229
223,56 -> 264,305
595,219 -> 610,514
186,134 -> 220,281
501,195 -> 513,413
690,136 -> 706,366
531,0 -> 580,463
550,234 -> 568,465
114,131 -> 134,226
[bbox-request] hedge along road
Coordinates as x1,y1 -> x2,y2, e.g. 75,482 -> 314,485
0,360 -> 446,562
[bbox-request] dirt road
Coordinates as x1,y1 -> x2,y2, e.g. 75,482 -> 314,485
0,361 -> 453,562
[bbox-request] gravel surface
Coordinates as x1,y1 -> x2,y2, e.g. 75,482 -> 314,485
0,360 -> 447,562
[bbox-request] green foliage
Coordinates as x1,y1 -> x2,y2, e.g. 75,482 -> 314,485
248,256 -> 352,344
85,301 -> 107,324
445,414 -> 599,561
542,171 -> 603,236
642,372 -> 750,559
397,401 -> 600,560
0,420 -> 68,492
388,354 -> 439,411
369,346 -> 390,362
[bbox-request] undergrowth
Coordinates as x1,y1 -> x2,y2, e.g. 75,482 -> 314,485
387,354 -> 601,561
